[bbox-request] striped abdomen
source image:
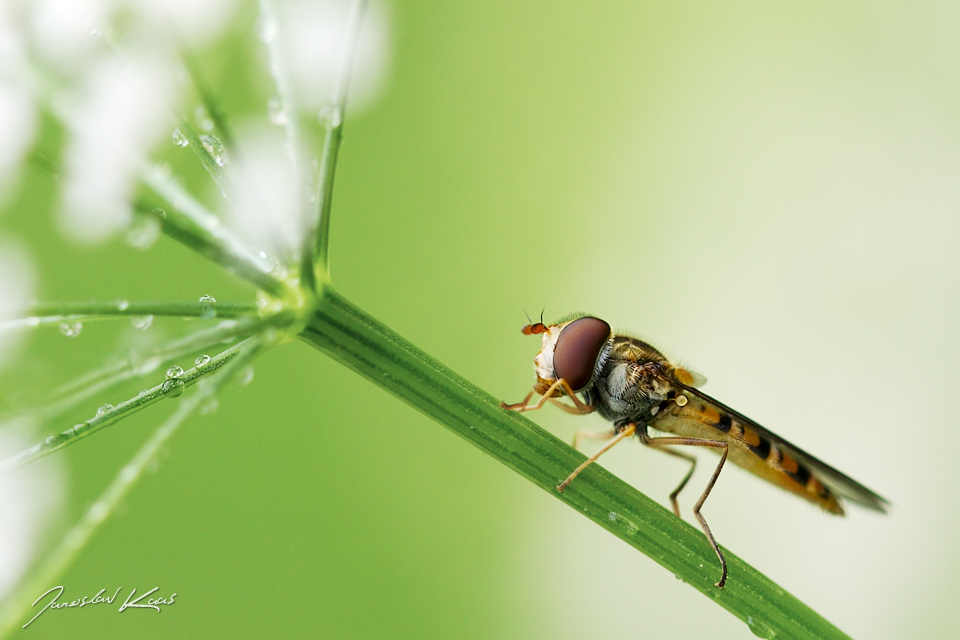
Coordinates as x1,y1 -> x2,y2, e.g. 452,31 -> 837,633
649,394 -> 844,515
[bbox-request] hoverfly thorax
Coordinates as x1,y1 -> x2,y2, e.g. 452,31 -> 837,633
525,316 -> 613,397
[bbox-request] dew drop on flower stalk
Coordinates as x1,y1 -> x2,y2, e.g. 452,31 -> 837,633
200,135 -> 228,167
172,128 -> 189,147
194,105 -> 213,132
195,354 -> 211,367
236,365 -> 254,386
126,215 -> 161,250
166,365 -> 184,379
130,315 -> 153,330
162,378 -> 184,398
257,15 -> 278,43
198,294 -> 217,319
267,97 -> 287,126
59,321 -> 82,338
116,299 -> 129,311
199,396 -> 219,416
96,404 -> 113,417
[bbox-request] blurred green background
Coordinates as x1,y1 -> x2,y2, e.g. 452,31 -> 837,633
2,1 -> 958,638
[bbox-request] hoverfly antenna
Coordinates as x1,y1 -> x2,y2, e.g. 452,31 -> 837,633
520,308 -> 548,335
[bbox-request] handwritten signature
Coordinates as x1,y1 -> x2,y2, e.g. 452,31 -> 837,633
23,585 -> 177,628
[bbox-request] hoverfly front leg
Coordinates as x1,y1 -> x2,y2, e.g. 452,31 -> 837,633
639,431 -> 730,588
556,423 -> 637,492
499,378 -> 594,415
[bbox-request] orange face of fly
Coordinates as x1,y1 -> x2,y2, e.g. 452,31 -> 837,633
522,316 -> 612,398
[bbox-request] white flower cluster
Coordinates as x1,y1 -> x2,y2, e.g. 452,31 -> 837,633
0,0 -> 390,612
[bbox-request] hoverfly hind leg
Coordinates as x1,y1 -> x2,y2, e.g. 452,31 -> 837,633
640,433 -> 730,588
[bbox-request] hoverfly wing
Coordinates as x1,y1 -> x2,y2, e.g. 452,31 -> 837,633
663,373 -> 890,513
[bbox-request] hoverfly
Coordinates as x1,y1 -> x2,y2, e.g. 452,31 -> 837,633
500,314 -> 889,588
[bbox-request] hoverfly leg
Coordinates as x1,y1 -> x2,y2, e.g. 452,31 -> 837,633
498,390 -> 535,412
571,427 -> 616,451
499,378 -> 594,414
639,431 -> 696,517
639,434 -> 730,588
557,423 -> 636,493
549,397 -> 596,415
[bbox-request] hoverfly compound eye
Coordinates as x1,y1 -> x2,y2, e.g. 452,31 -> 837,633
553,317 -> 611,391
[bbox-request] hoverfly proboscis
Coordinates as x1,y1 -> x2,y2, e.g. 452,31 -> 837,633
499,314 -> 889,588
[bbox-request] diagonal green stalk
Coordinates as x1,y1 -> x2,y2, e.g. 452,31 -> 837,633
138,165 -> 286,297
299,284 -> 852,640
0,337 -> 258,472
0,335 -> 266,636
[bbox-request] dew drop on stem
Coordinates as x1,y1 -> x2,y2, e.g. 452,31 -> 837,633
59,322 -> 82,338
236,365 -> 254,386
198,294 -> 216,319
172,128 -> 188,147
131,315 -> 153,330
162,378 -> 184,398
268,97 -> 287,126
200,135 -> 228,167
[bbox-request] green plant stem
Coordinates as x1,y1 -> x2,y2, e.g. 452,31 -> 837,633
0,300 -> 258,334
312,0 -> 367,278
0,339 -> 254,472
0,336 -> 265,637
299,284 -> 852,640
139,165 -> 286,297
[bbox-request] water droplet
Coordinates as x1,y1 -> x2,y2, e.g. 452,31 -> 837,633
162,378 -> 184,398
318,105 -> 342,128
45,434 -> 68,449
200,135 -> 228,167
72,422 -> 90,436
151,207 -> 167,220
608,512 -> 617,522
166,365 -> 184,379
126,215 -> 160,250
194,105 -> 214,132
172,128 -> 189,147
200,396 -> 220,415
746,616 -> 777,639
131,315 -> 154,330
59,322 -> 82,338
195,354 -> 211,367
236,365 -> 254,386
116,299 -> 130,311
198,294 -> 217,319
266,97 -> 288,125
674,574 -> 683,581
257,15 -> 277,42
96,404 -> 113,417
